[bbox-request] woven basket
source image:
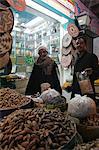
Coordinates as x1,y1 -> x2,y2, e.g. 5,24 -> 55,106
0,99 -> 33,121
77,124 -> 99,142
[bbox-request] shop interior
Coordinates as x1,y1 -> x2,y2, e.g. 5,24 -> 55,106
11,7 -> 61,76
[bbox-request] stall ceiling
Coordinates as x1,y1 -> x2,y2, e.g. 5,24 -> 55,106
12,5 -> 57,30
12,8 -> 37,24
80,0 -> 99,18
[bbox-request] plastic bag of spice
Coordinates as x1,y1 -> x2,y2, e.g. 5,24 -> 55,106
67,95 -> 96,118
40,88 -> 60,102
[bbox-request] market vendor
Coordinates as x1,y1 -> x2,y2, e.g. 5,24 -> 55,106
70,35 -> 99,101
25,45 -> 62,95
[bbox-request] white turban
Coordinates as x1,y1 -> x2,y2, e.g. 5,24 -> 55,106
38,44 -> 47,53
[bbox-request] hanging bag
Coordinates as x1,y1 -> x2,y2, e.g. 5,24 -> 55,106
76,70 -> 94,95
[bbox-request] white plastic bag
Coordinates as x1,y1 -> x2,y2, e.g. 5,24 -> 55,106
40,88 -> 60,102
67,94 -> 96,118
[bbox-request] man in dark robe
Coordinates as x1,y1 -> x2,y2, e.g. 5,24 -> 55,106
25,45 -> 62,95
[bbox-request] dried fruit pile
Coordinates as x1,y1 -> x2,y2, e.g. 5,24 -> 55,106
80,115 -> 99,126
0,88 -> 30,109
73,139 -> 99,150
0,108 -> 76,150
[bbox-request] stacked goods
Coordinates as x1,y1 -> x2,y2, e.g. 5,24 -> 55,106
0,0 -> 26,71
0,108 -> 76,150
61,23 -> 80,69
0,88 -> 31,109
0,8 -> 14,33
0,6 -> 14,70
73,139 -> 99,150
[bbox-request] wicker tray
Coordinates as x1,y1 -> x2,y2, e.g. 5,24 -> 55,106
0,99 -> 34,121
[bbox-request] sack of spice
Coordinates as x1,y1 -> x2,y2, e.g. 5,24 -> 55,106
40,88 -> 60,102
67,95 -> 96,118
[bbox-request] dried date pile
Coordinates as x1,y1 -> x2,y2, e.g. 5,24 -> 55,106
0,108 -> 76,150
80,115 -> 99,126
0,88 -> 30,109
73,139 -> 99,150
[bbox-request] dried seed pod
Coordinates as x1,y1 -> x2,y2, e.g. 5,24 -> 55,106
3,145 -> 8,150
15,135 -> 23,141
21,141 -> 29,148
0,88 -> 31,109
8,140 -> 15,149
17,144 -> 25,150
0,108 -> 76,149
74,139 -> 99,150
